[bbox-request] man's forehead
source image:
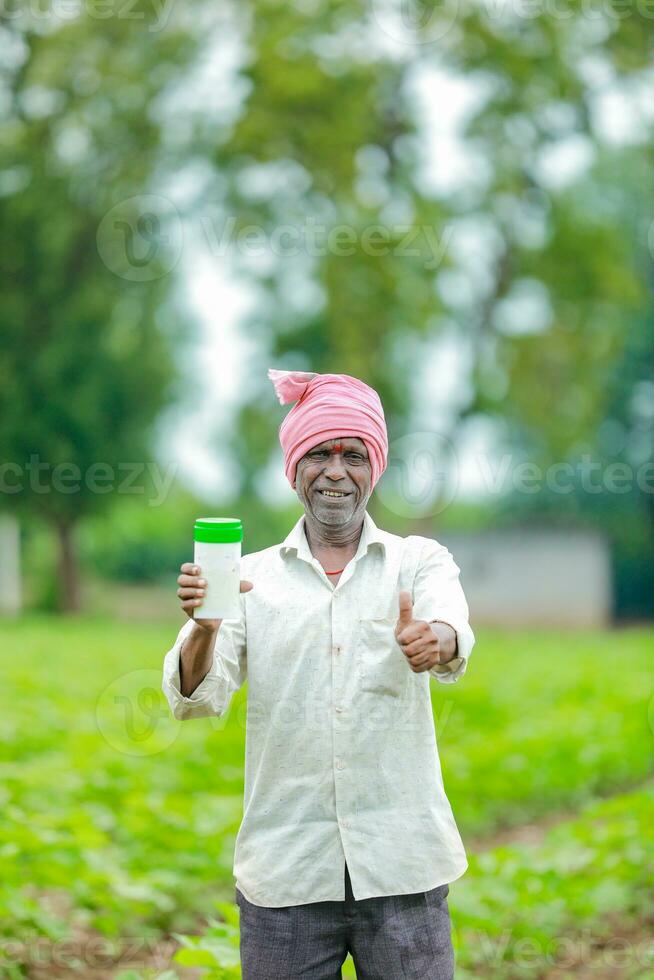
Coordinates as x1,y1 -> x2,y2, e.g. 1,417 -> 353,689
310,437 -> 367,452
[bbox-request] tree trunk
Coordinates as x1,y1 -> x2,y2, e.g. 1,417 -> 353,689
54,518 -> 81,613
0,514 -> 22,615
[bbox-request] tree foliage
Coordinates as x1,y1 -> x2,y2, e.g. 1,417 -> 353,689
204,2 -> 653,613
0,6 -> 203,608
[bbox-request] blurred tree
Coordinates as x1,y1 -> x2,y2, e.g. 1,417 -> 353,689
2,0 -> 653,610
447,24 -> 652,459
198,0 -> 451,501
0,5 -> 203,610
466,139 -> 654,616
432,11 -> 653,614
201,1 -> 653,614
197,1 -> 653,493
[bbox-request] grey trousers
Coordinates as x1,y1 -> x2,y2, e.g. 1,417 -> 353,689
235,862 -> 454,979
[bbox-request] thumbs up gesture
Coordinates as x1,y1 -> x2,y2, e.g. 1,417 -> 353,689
395,590 -> 456,673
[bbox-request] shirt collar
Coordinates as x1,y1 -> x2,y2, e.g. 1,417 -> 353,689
279,509 -> 386,563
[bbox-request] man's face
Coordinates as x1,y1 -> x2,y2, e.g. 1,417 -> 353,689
295,436 -> 372,526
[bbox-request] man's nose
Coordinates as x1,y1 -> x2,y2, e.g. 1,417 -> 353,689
324,454 -> 347,479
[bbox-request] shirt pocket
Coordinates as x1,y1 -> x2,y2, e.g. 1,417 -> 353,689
357,616 -> 409,698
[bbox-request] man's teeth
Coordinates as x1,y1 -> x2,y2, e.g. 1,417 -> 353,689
320,490 -> 347,497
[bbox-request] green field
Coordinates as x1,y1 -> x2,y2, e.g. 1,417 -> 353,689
1,616 -> 653,978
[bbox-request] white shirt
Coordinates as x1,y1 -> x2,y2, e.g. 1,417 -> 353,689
161,510 -> 475,907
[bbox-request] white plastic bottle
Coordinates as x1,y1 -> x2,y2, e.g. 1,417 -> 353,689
193,517 -> 242,621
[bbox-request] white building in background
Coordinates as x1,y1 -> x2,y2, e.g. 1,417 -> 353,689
439,528 -> 612,629
0,514 -> 21,615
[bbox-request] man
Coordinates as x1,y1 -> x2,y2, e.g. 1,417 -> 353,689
162,368 -> 475,980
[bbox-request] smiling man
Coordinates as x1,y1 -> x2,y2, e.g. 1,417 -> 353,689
162,368 -> 475,980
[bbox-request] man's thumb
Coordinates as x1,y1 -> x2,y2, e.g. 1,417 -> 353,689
397,590 -> 413,628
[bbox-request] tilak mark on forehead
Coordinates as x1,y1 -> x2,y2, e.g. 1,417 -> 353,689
317,440 -> 365,454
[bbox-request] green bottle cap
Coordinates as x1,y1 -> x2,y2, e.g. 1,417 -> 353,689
194,517 -> 243,544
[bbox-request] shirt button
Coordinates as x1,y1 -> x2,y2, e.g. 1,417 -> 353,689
341,819 -> 349,830
334,705 -> 343,713
336,759 -> 345,770
332,645 -> 341,656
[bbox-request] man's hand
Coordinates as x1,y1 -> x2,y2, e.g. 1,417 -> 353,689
395,591 -> 457,673
177,561 -> 253,632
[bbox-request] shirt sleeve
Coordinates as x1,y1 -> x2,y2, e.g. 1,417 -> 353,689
410,537 -> 475,685
161,600 -> 247,720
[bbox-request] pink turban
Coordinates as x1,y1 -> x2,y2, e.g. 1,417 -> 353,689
268,368 -> 388,491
